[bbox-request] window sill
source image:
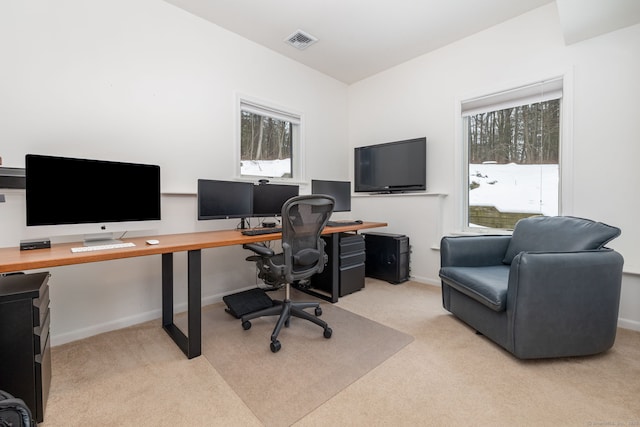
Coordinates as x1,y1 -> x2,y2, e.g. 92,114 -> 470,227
352,192 -> 447,198
450,229 -> 513,236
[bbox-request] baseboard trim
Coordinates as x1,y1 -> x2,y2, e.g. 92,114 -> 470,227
51,309 -> 163,347
406,276 -> 640,333
50,284 -> 640,346
618,317 -> 640,332
50,291 -> 237,347
407,275 -> 440,287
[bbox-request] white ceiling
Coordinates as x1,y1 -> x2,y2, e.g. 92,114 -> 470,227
556,0 -> 640,45
163,0 -> 640,84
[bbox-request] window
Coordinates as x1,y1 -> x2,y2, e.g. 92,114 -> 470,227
462,78 -> 563,230
238,98 -> 302,180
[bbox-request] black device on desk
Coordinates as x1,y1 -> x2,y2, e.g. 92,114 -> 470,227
326,220 -> 363,227
241,227 -> 283,236
311,179 -> 350,212
252,183 -> 299,217
197,180 -> 253,221
311,179 -> 362,227
25,154 -> 161,246
197,179 -> 299,230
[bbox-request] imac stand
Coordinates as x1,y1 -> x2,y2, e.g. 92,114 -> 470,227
83,233 -> 123,246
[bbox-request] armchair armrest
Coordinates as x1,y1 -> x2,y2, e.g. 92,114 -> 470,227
506,249 -> 624,358
440,235 -> 511,267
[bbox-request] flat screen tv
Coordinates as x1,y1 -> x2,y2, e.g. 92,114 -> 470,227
311,179 -> 351,212
252,183 -> 299,217
25,154 -> 161,241
197,179 -> 253,220
354,137 -> 426,193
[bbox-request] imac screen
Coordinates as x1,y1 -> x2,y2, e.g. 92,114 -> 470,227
26,154 -> 161,227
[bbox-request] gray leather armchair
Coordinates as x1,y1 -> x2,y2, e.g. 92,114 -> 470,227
439,216 -> 624,359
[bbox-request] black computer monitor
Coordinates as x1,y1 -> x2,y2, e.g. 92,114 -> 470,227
197,179 -> 253,220
252,183 -> 299,217
25,154 -> 161,240
311,180 -> 351,212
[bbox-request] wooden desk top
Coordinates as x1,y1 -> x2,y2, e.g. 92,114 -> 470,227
0,221 -> 387,273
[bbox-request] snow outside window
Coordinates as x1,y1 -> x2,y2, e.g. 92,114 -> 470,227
238,98 -> 302,181
461,78 -> 563,231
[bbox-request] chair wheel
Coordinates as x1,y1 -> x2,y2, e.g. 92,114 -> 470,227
242,321 -> 251,330
315,307 -> 322,316
324,327 -> 332,339
270,340 -> 281,353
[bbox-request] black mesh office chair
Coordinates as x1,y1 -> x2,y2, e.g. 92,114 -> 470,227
241,194 -> 335,352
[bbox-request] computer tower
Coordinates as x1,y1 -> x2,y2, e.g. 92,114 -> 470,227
363,232 -> 410,284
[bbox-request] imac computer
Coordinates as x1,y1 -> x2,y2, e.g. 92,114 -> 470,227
197,179 -> 253,227
252,183 -> 299,218
25,154 -> 161,244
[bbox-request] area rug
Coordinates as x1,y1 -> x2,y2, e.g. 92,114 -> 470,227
198,290 -> 414,426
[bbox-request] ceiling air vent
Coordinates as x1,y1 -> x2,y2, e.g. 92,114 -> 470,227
285,30 -> 318,50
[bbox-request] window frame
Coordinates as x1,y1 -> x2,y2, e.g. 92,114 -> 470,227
235,95 -> 305,184
454,72 -> 574,234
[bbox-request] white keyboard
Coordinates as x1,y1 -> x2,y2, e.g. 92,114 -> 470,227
71,242 -> 136,253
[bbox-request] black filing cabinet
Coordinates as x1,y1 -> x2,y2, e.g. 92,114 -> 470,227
0,272 -> 51,423
312,232 -> 365,297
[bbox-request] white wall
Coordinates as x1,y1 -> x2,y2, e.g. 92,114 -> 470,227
348,4 -> 640,330
2,1 -> 638,345
0,0 -> 349,345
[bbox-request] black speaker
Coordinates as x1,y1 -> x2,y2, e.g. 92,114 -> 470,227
364,232 -> 409,284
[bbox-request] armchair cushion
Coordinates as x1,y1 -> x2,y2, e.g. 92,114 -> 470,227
439,265 -> 510,311
502,216 -> 621,264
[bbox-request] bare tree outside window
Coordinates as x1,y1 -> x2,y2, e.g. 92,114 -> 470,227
240,110 -> 293,178
466,99 -> 560,229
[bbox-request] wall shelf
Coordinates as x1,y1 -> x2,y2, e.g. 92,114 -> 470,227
0,167 -> 25,189
352,192 -> 447,198
162,191 -> 196,197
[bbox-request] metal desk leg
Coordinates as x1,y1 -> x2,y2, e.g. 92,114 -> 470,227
187,249 -> 202,357
161,250 -> 202,359
328,232 -> 340,302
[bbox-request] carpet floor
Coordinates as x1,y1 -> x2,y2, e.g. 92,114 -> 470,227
198,289 -> 413,426
41,279 -> 640,426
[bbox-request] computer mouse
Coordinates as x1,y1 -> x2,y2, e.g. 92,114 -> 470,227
355,220 -> 363,224
146,239 -> 160,245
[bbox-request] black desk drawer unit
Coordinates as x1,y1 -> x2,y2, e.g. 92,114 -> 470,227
0,271 -> 51,423
312,232 -> 365,297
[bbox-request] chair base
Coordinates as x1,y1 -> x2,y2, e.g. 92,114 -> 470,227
241,298 -> 332,352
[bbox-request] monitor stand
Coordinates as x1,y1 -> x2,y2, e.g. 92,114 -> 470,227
83,233 -> 123,246
239,218 -> 250,230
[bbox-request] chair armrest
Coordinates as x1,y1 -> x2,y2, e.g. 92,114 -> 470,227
506,249 -> 624,358
440,235 -> 511,267
242,243 -> 275,257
